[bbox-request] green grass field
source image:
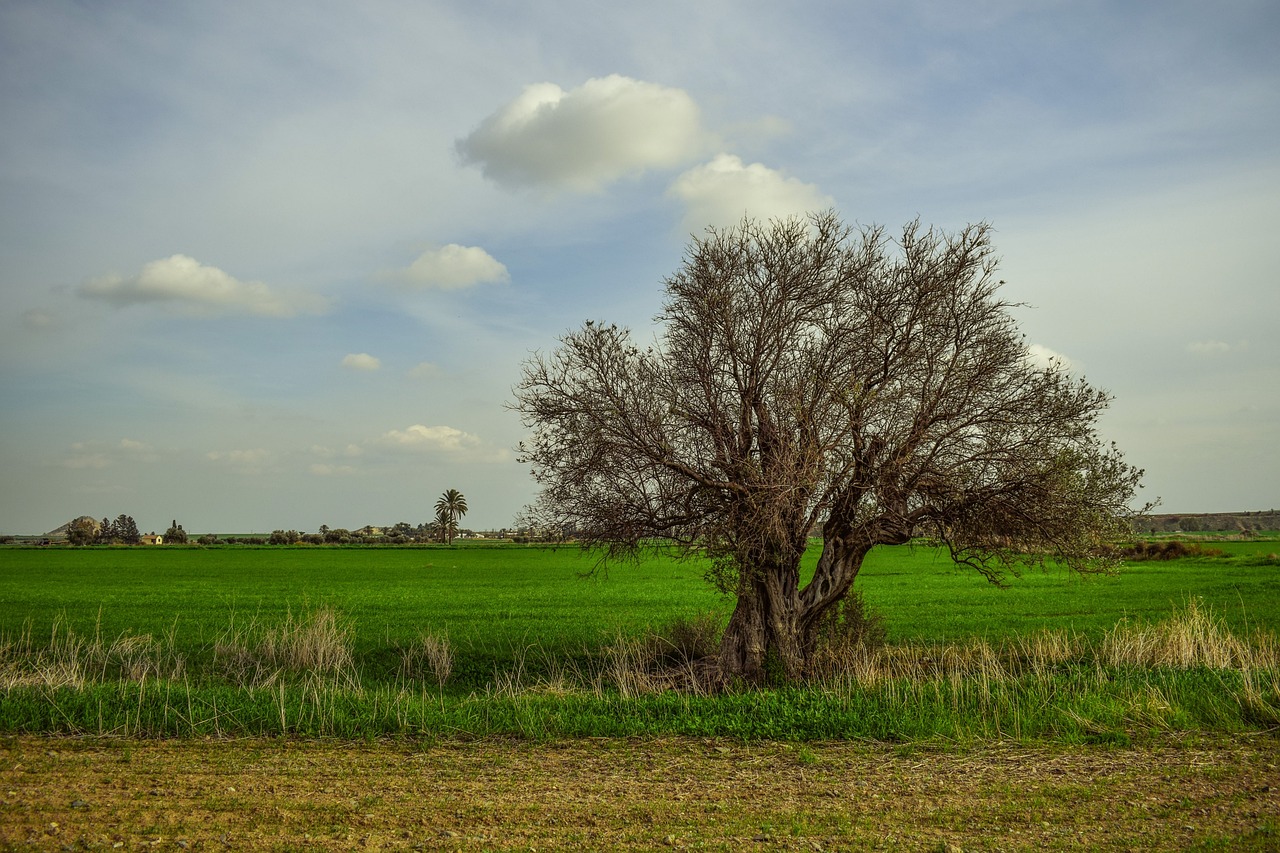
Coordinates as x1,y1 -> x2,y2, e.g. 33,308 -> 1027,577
0,540 -> 1277,742
2,539 -> 1277,652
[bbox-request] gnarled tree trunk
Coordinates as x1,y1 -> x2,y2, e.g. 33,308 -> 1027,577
717,525 -> 888,684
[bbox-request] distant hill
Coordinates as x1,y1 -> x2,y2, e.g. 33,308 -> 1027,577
47,516 -> 103,538
1132,511 -> 1280,534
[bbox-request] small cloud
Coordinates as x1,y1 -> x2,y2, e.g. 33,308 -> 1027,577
1187,340 -> 1237,356
342,353 -> 382,371
61,438 -> 156,469
393,245 -> 509,291
667,153 -> 835,233
78,254 -> 330,317
379,424 -> 480,454
310,463 -> 356,476
206,448 -> 271,475
457,74 -> 711,191
21,309 -> 59,331
407,361 -> 442,380
1025,343 -> 1074,372
63,442 -> 110,470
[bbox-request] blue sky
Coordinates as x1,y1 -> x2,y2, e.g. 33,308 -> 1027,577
2,0 -> 1277,534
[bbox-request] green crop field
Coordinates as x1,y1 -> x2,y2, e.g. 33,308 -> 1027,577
1,539 -> 1277,655
0,539 -> 1277,743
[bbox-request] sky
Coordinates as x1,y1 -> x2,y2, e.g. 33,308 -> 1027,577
2,0 -> 1277,535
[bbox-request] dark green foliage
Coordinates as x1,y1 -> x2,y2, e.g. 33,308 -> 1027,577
1118,540 -> 1226,561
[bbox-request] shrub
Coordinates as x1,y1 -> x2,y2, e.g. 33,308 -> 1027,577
807,591 -> 888,679
1117,540 -> 1225,561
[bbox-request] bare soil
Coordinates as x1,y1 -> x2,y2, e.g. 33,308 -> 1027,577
2,735 -> 1277,850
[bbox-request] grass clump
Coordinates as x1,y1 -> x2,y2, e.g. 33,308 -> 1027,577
213,607 -> 358,690
398,630 -> 454,686
1101,596 -> 1270,669
0,615 -> 185,689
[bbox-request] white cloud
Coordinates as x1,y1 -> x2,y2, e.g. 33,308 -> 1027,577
1187,340 -> 1239,356
1025,343 -> 1075,372
457,74 -> 710,191
310,463 -> 356,476
407,361 -> 442,379
78,255 -> 330,317
21,309 -> 59,331
206,448 -> 271,475
396,245 -> 509,290
342,352 -> 381,371
667,154 -> 835,233
378,424 -> 480,454
61,438 -> 156,469
63,443 -> 110,470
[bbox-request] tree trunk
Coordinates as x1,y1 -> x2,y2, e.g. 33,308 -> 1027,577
717,528 -> 884,684
718,581 -> 769,682
718,550 -> 806,683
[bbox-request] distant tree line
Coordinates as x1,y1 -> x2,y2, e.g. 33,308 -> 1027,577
44,489 -> 582,547
67,514 -> 144,546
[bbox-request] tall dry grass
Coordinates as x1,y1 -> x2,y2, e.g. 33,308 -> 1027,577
811,598 -> 1277,689
214,607 -> 358,690
0,614 -> 185,689
399,630 -> 454,686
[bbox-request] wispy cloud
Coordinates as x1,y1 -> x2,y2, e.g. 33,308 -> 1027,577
1187,340 -> 1245,356
61,438 -> 157,470
206,448 -> 272,475
407,361 -> 442,379
78,255 -> 330,317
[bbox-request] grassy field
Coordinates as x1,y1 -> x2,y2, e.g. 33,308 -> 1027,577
0,539 -> 1277,742
2,540 -> 1277,848
2,539 -> 1277,651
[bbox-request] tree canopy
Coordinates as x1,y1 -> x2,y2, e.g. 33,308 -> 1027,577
514,212 -> 1145,683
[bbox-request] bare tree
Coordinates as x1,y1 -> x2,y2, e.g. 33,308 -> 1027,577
514,213 -> 1145,684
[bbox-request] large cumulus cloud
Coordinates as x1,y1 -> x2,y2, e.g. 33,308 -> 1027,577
456,75 -> 711,192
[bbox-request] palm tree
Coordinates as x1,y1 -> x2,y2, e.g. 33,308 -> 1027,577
434,489 -> 468,545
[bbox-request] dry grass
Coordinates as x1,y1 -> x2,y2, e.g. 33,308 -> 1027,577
1101,596 -> 1266,669
213,607 -> 358,690
812,598 -> 1278,688
398,630 -> 454,686
0,614 -> 185,689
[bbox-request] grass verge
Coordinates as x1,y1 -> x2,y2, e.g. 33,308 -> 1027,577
1,600 -> 1276,743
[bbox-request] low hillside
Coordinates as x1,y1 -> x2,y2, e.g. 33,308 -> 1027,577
1132,510 -> 1280,534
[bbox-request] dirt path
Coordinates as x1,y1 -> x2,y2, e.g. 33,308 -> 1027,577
2,735 -> 1276,850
